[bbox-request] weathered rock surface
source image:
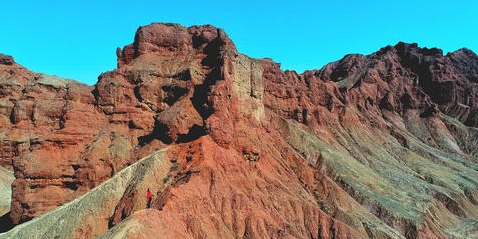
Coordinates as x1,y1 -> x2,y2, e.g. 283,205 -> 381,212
0,24 -> 236,225
1,23 -> 478,239
98,209 -> 191,239
0,54 -> 14,65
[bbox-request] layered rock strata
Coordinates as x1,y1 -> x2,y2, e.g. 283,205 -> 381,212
1,23 -> 478,238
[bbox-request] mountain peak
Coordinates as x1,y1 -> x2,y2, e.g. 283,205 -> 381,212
0,53 -> 15,65
2,23 -> 478,239
116,23 -> 236,68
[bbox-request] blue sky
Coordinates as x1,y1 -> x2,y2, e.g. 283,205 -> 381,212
1,1 -> 477,85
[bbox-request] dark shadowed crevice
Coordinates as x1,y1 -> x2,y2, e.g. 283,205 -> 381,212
63,181 -> 80,191
399,92 -> 413,109
29,185 -> 39,189
201,37 -> 222,68
404,223 -> 417,239
128,120 -> 144,130
121,210 -> 127,221
464,109 -> 478,127
317,224 -> 323,239
190,34 -> 226,120
191,84 -> 215,119
190,65 -> 221,120
137,120 -> 173,146
190,55 -> 222,120
133,86 -> 143,102
419,105 -> 437,118
172,69 -> 192,81
176,125 -> 207,143
91,87 -> 100,104
379,93 -> 394,111
292,109 -> 300,122
329,220 -> 336,239
162,85 -> 189,106
302,108 -> 308,125
9,107 -> 15,124
0,212 -> 14,233
109,164 -> 115,177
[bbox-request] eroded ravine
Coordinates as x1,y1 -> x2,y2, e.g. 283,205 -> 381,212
1,23 -> 478,238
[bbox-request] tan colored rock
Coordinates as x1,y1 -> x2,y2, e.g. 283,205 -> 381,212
0,166 -> 14,217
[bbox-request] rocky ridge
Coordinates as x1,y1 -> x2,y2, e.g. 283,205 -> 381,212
1,23 -> 478,238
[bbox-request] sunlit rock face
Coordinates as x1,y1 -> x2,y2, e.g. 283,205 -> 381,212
1,23 -> 478,239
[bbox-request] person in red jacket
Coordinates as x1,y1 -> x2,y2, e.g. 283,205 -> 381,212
146,188 -> 152,209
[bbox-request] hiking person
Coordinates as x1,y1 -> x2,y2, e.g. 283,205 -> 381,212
146,188 -> 152,209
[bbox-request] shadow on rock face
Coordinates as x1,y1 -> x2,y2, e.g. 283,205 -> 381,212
0,212 -> 14,233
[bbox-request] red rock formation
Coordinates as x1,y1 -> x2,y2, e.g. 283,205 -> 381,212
0,23 -> 240,225
2,23 -> 478,239
0,54 -> 14,65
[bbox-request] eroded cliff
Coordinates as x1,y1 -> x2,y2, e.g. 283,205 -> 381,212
1,23 -> 478,238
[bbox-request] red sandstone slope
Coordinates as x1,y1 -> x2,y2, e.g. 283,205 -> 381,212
1,23 -> 478,238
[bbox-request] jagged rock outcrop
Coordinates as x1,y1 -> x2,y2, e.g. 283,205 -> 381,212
1,23 -> 478,239
0,54 -> 14,66
0,24 -> 237,225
